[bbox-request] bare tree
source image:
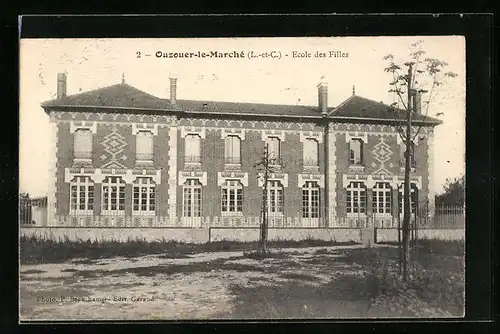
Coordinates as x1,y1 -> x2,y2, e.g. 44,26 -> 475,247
383,40 -> 457,281
253,143 -> 282,254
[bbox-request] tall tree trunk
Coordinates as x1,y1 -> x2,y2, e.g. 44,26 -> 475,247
260,144 -> 269,254
403,64 -> 413,281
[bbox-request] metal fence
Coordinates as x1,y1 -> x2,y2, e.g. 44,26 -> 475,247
19,197 -> 48,225
21,205 -> 465,229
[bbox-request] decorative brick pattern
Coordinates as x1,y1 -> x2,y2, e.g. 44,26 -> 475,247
371,136 -> 393,176
101,126 -> 128,169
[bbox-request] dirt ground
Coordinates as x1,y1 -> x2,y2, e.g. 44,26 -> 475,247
19,244 -> 457,320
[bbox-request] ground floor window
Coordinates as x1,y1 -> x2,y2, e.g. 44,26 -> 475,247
70,176 -> 94,213
221,180 -> 243,214
183,179 -> 202,217
133,177 -> 156,214
302,181 -> 320,218
398,184 -> 418,215
267,180 -> 284,214
372,182 -> 392,214
102,176 -> 125,214
346,182 -> 366,214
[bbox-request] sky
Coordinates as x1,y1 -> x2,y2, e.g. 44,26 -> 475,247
19,36 -> 465,197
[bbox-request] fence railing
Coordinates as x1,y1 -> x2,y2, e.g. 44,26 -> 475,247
21,206 -> 465,229
19,197 -> 48,225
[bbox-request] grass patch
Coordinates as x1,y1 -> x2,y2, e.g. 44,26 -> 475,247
20,235 -> 358,265
20,269 -> 46,274
279,272 -> 321,282
227,275 -> 393,319
338,239 -> 465,316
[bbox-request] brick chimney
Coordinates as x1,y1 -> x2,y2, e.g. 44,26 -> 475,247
411,89 -> 422,114
169,75 -> 178,105
57,73 -> 67,99
317,76 -> 328,114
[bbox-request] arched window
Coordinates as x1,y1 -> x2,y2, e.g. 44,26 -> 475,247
74,128 -> 92,160
102,176 -> 125,214
302,181 -> 320,218
133,177 -> 156,214
398,184 -> 418,215
346,182 -> 366,214
267,180 -> 284,214
183,179 -> 202,217
225,135 -> 241,164
303,138 -> 319,167
372,182 -> 392,214
136,130 -> 154,162
349,139 -> 363,165
185,134 -> 201,163
70,176 -> 94,214
221,180 -> 243,214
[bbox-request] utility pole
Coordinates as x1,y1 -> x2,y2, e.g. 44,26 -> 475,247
402,63 -> 413,281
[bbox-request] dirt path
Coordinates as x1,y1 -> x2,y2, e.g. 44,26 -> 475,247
19,245 -> 451,320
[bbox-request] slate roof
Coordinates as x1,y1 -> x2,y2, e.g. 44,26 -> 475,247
330,95 -> 442,124
41,82 -> 441,124
41,83 -> 166,110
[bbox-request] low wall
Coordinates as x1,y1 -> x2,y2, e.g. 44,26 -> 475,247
20,227 -> 463,244
210,228 -> 361,243
20,227 -> 210,244
20,227 -> 362,244
375,228 -> 465,243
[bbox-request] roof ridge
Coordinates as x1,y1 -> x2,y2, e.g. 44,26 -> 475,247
168,98 -> 322,110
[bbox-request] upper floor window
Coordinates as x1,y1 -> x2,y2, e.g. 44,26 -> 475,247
346,181 -> 366,214
133,177 -> 156,214
349,139 -> 363,166
372,182 -> 392,214
221,180 -> 243,214
185,134 -> 201,164
183,179 -> 202,217
400,143 -> 417,169
303,138 -> 319,167
225,135 -> 241,165
136,130 -> 154,162
74,128 -> 92,160
102,176 -> 125,214
267,136 -> 281,164
70,176 -> 94,214
302,181 -> 320,218
267,180 -> 284,214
